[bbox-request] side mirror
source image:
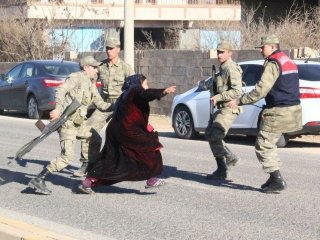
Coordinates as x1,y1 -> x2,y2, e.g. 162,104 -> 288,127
197,79 -> 206,91
3,75 -> 13,84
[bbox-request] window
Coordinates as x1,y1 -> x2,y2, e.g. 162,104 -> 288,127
43,63 -> 79,76
6,64 -> 24,82
20,63 -> 34,78
297,64 -> 320,81
241,64 -> 263,86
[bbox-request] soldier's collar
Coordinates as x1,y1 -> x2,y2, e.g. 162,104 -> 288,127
107,58 -> 121,67
220,58 -> 232,69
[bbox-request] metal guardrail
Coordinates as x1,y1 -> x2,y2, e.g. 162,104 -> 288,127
25,0 -> 241,6
135,0 -> 240,5
0,0 -> 240,6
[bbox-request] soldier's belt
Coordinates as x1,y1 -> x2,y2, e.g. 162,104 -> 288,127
217,102 -> 232,109
106,98 -> 117,103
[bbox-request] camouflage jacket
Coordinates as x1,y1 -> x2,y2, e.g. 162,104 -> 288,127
239,60 -> 302,133
55,71 -> 112,123
199,58 -> 242,110
98,58 -> 134,100
214,59 -> 243,104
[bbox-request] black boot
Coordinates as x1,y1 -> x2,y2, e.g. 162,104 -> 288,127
73,162 -> 88,177
206,157 -> 228,180
261,170 -> 287,193
28,168 -> 52,195
224,146 -> 239,168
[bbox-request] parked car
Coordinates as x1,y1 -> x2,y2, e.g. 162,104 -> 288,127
171,59 -> 320,147
0,60 -> 80,119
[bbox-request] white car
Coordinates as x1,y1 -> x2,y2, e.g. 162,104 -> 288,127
171,59 -> 320,147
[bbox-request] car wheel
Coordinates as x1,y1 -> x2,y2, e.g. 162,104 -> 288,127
276,133 -> 289,148
173,105 -> 198,139
0,109 -> 3,115
27,95 -> 43,119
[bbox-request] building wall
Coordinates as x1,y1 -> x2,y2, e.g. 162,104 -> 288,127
82,49 -> 262,116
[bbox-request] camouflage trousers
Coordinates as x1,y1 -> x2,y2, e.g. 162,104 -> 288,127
76,109 -> 113,163
255,130 -> 282,173
205,107 -> 239,158
47,119 -> 102,172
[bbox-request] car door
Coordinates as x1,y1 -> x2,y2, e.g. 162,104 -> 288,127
14,63 -> 35,109
0,63 -> 24,109
232,64 -> 265,129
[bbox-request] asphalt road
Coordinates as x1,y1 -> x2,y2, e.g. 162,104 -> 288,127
0,112 -> 319,240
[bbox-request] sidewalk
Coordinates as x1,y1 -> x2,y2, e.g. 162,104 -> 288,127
0,215 -> 76,240
0,208 -> 109,240
149,114 -> 173,132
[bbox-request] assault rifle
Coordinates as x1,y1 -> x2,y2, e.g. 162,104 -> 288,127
208,65 -> 217,128
13,99 -> 81,161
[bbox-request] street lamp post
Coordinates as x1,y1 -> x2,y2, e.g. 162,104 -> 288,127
124,0 -> 135,69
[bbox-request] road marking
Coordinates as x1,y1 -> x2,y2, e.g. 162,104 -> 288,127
0,215 -> 76,240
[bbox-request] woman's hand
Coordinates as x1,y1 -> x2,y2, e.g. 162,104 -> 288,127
164,85 -> 176,94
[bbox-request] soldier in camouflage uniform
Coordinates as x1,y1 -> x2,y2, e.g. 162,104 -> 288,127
199,41 -> 243,180
28,56 -> 113,195
229,34 -> 302,193
73,37 -> 134,177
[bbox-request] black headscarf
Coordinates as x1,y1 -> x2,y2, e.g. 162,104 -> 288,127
113,74 -> 146,112
121,74 -> 146,91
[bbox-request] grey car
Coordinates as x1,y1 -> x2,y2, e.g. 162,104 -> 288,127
0,60 -> 80,119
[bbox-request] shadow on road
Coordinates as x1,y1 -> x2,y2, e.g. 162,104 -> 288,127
161,165 -> 261,192
91,186 -> 156,195
0,161 -> 156,196
0,165 -> 261,195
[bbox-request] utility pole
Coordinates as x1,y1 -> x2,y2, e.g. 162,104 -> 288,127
124,0 -> 134,69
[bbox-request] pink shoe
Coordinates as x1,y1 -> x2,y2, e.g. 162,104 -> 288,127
145,177 -> 165,189
78,178 -> 95,194
78,184 -> 94,194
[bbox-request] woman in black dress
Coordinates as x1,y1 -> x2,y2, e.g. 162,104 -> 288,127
78,74 -> 176,194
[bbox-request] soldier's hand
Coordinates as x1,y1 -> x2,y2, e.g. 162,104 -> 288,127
50,109 -> 60,121
228,99 -> 238,109
164,85 -> 176,94
211,96 -> 217,106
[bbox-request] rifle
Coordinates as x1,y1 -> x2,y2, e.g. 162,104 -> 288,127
13,99 -> 81,161
208,65 -> 217,128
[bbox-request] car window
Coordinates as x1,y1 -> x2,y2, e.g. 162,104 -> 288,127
20,63 -> 34,78
297,64 -> 320,81
241,64 -> 263,86
34,65 -> 41,77
6,64 -> 24,82
43,63 -> 79,76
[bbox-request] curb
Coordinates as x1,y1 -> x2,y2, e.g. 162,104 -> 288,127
0,215 -> 76,240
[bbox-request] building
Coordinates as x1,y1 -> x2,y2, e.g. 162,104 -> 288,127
0,0 -> 241,52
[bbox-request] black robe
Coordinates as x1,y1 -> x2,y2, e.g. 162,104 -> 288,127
86,86 -> 166,183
